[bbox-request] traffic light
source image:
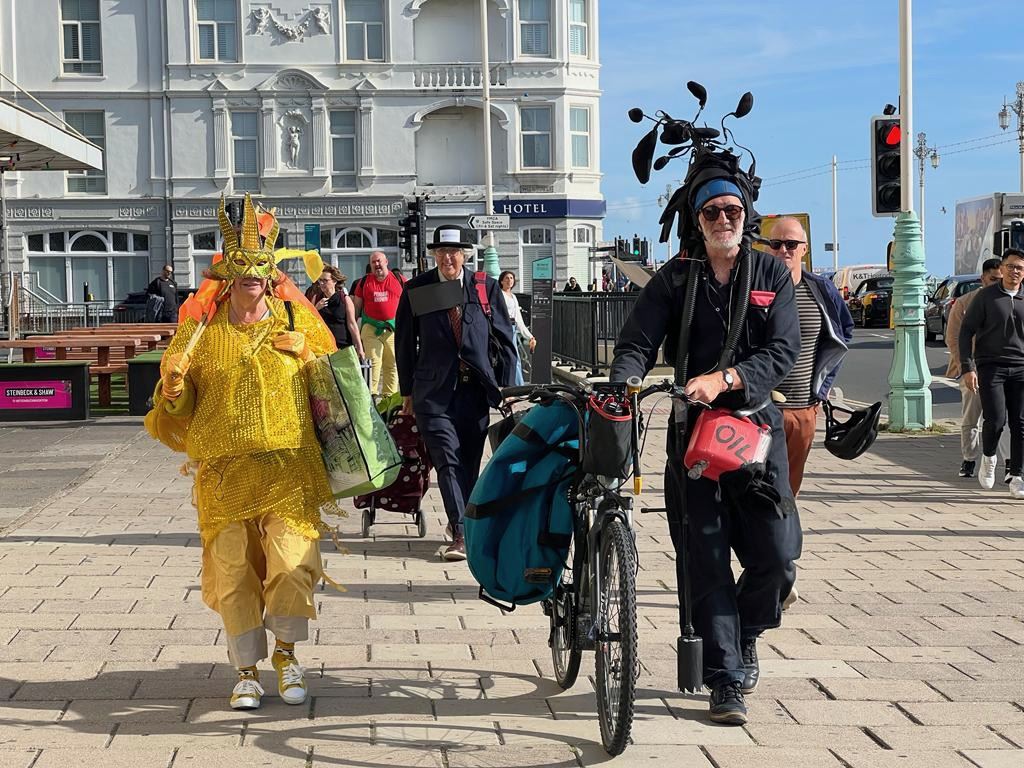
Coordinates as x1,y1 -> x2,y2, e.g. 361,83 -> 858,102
640,239 -> 650,265
398,215 -> 415,262
632,235 -> 641,259
871,116 -> 902,216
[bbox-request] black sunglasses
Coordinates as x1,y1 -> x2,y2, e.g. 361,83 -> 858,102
767,239 -> 806,251
700,204 -> 744,222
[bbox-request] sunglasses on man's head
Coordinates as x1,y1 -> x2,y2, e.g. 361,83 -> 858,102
699,204 -> 744,222
767,239 -> 806,251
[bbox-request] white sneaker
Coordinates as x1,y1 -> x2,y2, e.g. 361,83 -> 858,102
273,651 -> 307,705
230,674 -> 264,710
1010,476 -> 1024,500
978,455 -> 998,490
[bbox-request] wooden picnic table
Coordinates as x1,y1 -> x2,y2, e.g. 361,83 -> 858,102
0,336 -> 146,406
55,330 -> 162,351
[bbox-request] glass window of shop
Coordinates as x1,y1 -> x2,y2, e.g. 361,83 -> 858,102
26,229 -> 150,305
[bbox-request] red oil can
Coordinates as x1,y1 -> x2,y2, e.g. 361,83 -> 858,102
683,408 -> 772,482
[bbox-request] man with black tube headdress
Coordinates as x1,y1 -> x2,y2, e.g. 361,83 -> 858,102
611,120 -> 801,724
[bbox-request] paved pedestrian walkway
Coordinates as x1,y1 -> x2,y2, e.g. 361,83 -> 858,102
0,413 -> 1022,767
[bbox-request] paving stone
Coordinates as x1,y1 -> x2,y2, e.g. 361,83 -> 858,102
704,746 -> 845,768
32,749 -> 175,768
0,750 -> 38,768
174,747 -> 312,767
869,725 -> 1011,750
960,750 -> 1024,768
833,749 -> 977,768
781,699 -> 913,726
444,745 -> 579,767
897,701 -> 1024,725
816,679 -> 944,701
742,724 -> 882,750
62,698 -> 189,723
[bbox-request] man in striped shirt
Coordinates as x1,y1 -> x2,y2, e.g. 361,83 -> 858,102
767,218 -> 854,497
767,218 -> 853,610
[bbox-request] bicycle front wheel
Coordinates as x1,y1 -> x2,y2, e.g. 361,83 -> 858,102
595,517 -> 638,756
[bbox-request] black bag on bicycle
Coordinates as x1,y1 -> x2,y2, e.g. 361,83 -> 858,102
465,400 -> 579,611
581,394 -> 633,478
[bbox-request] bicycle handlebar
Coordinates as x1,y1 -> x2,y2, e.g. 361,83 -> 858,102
501,378 -> 700,407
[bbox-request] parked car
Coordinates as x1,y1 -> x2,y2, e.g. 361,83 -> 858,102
847,275 -> 894,327
924,274 -> 981,342
833,264 -> 887,301
113,287 -> 193,323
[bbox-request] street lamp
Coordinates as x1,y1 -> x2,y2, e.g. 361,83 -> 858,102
998,81 -> 1024,193
913,131 -> 939,242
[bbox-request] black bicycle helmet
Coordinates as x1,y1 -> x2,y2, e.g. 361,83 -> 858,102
823,400 -> 882,460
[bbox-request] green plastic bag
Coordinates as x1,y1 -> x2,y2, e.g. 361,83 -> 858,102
307,346 -> 402,498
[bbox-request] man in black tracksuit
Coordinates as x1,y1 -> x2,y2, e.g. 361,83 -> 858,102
611,178 -> 801,725
959,247 -> 1024,497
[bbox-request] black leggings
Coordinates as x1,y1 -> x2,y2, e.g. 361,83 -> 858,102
978,364 -> 1024,475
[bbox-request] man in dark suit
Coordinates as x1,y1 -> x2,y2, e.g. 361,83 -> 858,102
396,225 -> 517,561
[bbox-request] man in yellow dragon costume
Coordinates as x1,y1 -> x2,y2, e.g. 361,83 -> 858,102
147,194 -> 340,711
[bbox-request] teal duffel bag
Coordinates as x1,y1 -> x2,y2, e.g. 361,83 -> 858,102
306,345 -> 402,498
464,401 -> 579,611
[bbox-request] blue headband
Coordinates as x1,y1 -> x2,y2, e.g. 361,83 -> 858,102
693,179 -> 743,211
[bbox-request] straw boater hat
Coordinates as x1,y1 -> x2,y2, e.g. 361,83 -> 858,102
427,224 -> 474,250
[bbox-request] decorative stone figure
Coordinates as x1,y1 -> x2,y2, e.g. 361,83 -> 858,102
312,7 -> 331,34
287,125 -> 302,168
252,8 -> 271,35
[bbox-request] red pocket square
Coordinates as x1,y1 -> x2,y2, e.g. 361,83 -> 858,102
750,290 -> 776,307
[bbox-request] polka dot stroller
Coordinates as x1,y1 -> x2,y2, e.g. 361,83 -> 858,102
354,398 -> 433,537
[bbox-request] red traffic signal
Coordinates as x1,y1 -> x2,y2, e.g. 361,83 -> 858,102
879,123 -> 901,147
871,116 -> 902,216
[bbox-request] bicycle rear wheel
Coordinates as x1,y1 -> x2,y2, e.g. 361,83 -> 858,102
550,536 -> 582,689
595,517 -> 638,755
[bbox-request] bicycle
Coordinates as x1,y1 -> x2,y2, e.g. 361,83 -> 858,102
500,376 -> 694,756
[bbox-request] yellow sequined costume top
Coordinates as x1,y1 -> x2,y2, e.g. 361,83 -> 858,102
159,296 -> 339,544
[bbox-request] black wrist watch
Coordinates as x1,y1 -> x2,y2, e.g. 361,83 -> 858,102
722,370 -> 735,391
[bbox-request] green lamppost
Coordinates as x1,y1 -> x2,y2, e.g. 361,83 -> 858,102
885,0 -> 932,431
886,210 -> 932,429
481,239 -> 500,279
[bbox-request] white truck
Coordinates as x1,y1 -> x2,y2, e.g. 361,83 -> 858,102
954,193 -> 1024,275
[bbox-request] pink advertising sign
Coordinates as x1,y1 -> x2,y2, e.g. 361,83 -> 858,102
0,380 -> 73,410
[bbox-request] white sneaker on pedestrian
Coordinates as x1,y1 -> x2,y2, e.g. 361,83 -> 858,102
230,673 -> 264,710
978,454 -> 998,490
1010,476 -> 1024,500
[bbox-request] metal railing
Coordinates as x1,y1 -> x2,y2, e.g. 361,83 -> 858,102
8,279 -> 124,335
551,292 -> 640,374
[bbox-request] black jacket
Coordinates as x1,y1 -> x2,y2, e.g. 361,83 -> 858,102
395,267 -> 518,414
610,248 -> 799,412
959,283 -> 1024,371
611,247 -> 800,510
146,276 -> 177,308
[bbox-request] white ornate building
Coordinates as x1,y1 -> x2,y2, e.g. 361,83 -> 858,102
0,0 -> 603,304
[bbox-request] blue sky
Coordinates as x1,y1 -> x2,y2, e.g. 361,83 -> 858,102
598,0 -> 1024,276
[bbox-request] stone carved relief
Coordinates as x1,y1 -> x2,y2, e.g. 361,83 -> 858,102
279,110 -> 310,170
250,6 -> 330,41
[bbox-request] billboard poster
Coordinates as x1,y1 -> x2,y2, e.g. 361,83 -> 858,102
0,380 -> 73,410
955,196 -> 996,275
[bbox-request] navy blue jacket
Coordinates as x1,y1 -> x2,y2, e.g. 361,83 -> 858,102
395,267 -> 518,415
801,270 -> 854,401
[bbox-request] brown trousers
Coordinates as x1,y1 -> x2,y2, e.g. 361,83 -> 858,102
781,404 -> 820,497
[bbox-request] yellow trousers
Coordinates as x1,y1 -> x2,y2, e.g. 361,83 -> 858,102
201,512 -> 322,668
360,324 -> 398,396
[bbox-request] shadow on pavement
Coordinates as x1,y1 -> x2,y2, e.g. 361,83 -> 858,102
0,662 -> 692,766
